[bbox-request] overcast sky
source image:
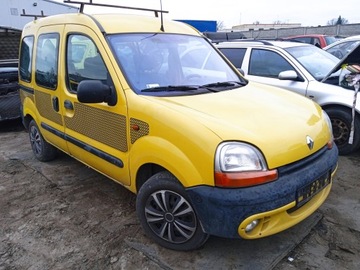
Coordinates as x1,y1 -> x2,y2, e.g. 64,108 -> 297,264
55,0 -> 359,29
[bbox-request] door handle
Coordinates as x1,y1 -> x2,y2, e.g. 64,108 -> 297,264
64,99 -> 74,110
52,96 -> 59,112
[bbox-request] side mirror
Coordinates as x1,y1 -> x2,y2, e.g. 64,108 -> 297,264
278,70 -> 298,81
77,80 -> 117,106
237,68 -> 245,76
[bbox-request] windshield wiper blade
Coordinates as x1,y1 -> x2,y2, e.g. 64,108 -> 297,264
202,81 -> 245,88
199,81 -> 247,92
141,85 -> 199,92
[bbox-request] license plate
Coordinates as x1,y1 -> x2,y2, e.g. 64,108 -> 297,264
296,172 -> 331,207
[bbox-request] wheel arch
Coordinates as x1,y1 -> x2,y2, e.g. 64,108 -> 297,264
129,136 -> 215,194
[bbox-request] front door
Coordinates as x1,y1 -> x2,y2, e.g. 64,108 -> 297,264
60,25 -> 130,185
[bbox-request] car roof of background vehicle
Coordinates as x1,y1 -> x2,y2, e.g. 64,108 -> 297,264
323,35 -> 360,50
284,34 -> 333,38
321,43 -> 360,82
214,39 -> 311,49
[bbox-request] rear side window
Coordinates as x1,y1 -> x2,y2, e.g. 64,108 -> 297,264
19,36 -> 34,82
249,49 -> 294,78
35,33 -> 59,89
219,48 -> 246,69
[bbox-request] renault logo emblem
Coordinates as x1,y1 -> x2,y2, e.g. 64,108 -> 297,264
306,136 -> 314,150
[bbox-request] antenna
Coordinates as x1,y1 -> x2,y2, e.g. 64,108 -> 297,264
160,0 -> 164,32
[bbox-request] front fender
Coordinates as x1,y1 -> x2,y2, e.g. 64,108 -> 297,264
308,81 -> 360,113
129,135 -> 217,192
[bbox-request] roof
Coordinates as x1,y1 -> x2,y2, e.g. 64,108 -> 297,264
22,13 -> 200,36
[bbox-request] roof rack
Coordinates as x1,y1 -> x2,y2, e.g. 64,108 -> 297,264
203,32 -> 246,42
63,0 -> 169,17
20,9 -> 46,19
211,37 -> 275,46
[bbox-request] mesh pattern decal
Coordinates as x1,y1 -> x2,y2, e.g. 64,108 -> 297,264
64,102 -> 128,152
130,118 -> 149,144
35,91 -> 62,125
20,90 -> 34,104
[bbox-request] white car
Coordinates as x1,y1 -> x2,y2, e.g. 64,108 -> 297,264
215,40 -> 360,155
324,35 -> 360,59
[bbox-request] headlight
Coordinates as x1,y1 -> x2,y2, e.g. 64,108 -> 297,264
323,110 -> 333,135
323,110 -> 334,149
214,142 -> 278,188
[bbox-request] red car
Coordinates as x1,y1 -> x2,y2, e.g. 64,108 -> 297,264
282,34 -> 337,48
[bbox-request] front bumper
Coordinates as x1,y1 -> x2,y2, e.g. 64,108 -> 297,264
186,145 -> 338,239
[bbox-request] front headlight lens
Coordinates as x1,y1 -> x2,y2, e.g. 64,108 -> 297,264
323,110 -> 334,149
216,142 -> 266,172
323,110 -> 333,136
214,142 -> 278,188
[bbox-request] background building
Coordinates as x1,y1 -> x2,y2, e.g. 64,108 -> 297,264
0,0 -> 78,30
0,0 -> 78,60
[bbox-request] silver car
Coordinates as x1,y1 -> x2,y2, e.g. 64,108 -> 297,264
216,40 -> 360,155
324,35 -> 360,59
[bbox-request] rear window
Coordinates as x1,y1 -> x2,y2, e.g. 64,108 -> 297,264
19,36 -> 34,82
325,36 -> 337,46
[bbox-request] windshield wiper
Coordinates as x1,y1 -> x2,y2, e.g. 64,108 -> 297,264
141,85 -> 199,92
202,81 -> 246,88
201,81 -> 247,92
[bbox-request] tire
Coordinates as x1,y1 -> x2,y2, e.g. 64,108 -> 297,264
28,120 -> 58,161
136,171 -> 209,251
326,107 -> 360,155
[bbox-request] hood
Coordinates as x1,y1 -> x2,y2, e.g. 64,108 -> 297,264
149,82 -> 330,169
322,43 -> 360,83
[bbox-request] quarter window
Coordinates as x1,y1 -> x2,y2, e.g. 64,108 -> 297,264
35,33 -> 59,89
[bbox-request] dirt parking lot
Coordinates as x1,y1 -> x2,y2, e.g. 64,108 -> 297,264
1,119 -> 360,270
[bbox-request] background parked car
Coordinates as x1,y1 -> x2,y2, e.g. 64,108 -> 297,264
216,40 -> 360,155
0,62 -> 20,122
281,34 -> 337,48
324,35 -> 360,59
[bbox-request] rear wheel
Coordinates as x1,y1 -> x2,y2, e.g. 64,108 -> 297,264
29,120 -> 57,161
326,107 -> 360,155
136,171 -> 209,251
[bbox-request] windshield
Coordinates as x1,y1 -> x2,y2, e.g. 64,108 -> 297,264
107,33 -> 244,96
286,45 -> 340,80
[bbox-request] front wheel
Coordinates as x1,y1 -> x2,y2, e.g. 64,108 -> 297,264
136,171 -> 209,251
28,120 -> 58,161
326,107 -> 360,155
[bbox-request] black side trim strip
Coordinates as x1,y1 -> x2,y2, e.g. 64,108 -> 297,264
41,123 -> 124,168
19,85 -> 35,94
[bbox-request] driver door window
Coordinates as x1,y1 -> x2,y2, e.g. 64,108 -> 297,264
66,34 -> 109,92
249,49 -> 295,78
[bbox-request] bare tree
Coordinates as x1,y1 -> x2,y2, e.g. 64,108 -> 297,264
327,16 -> 348,25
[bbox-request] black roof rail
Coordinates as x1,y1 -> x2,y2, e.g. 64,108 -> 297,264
64,0 -> 169,17
212,38 -> 275,46
203,32 -> 246,42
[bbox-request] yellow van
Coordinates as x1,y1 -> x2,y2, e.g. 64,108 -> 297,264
19,5 -> 338,251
